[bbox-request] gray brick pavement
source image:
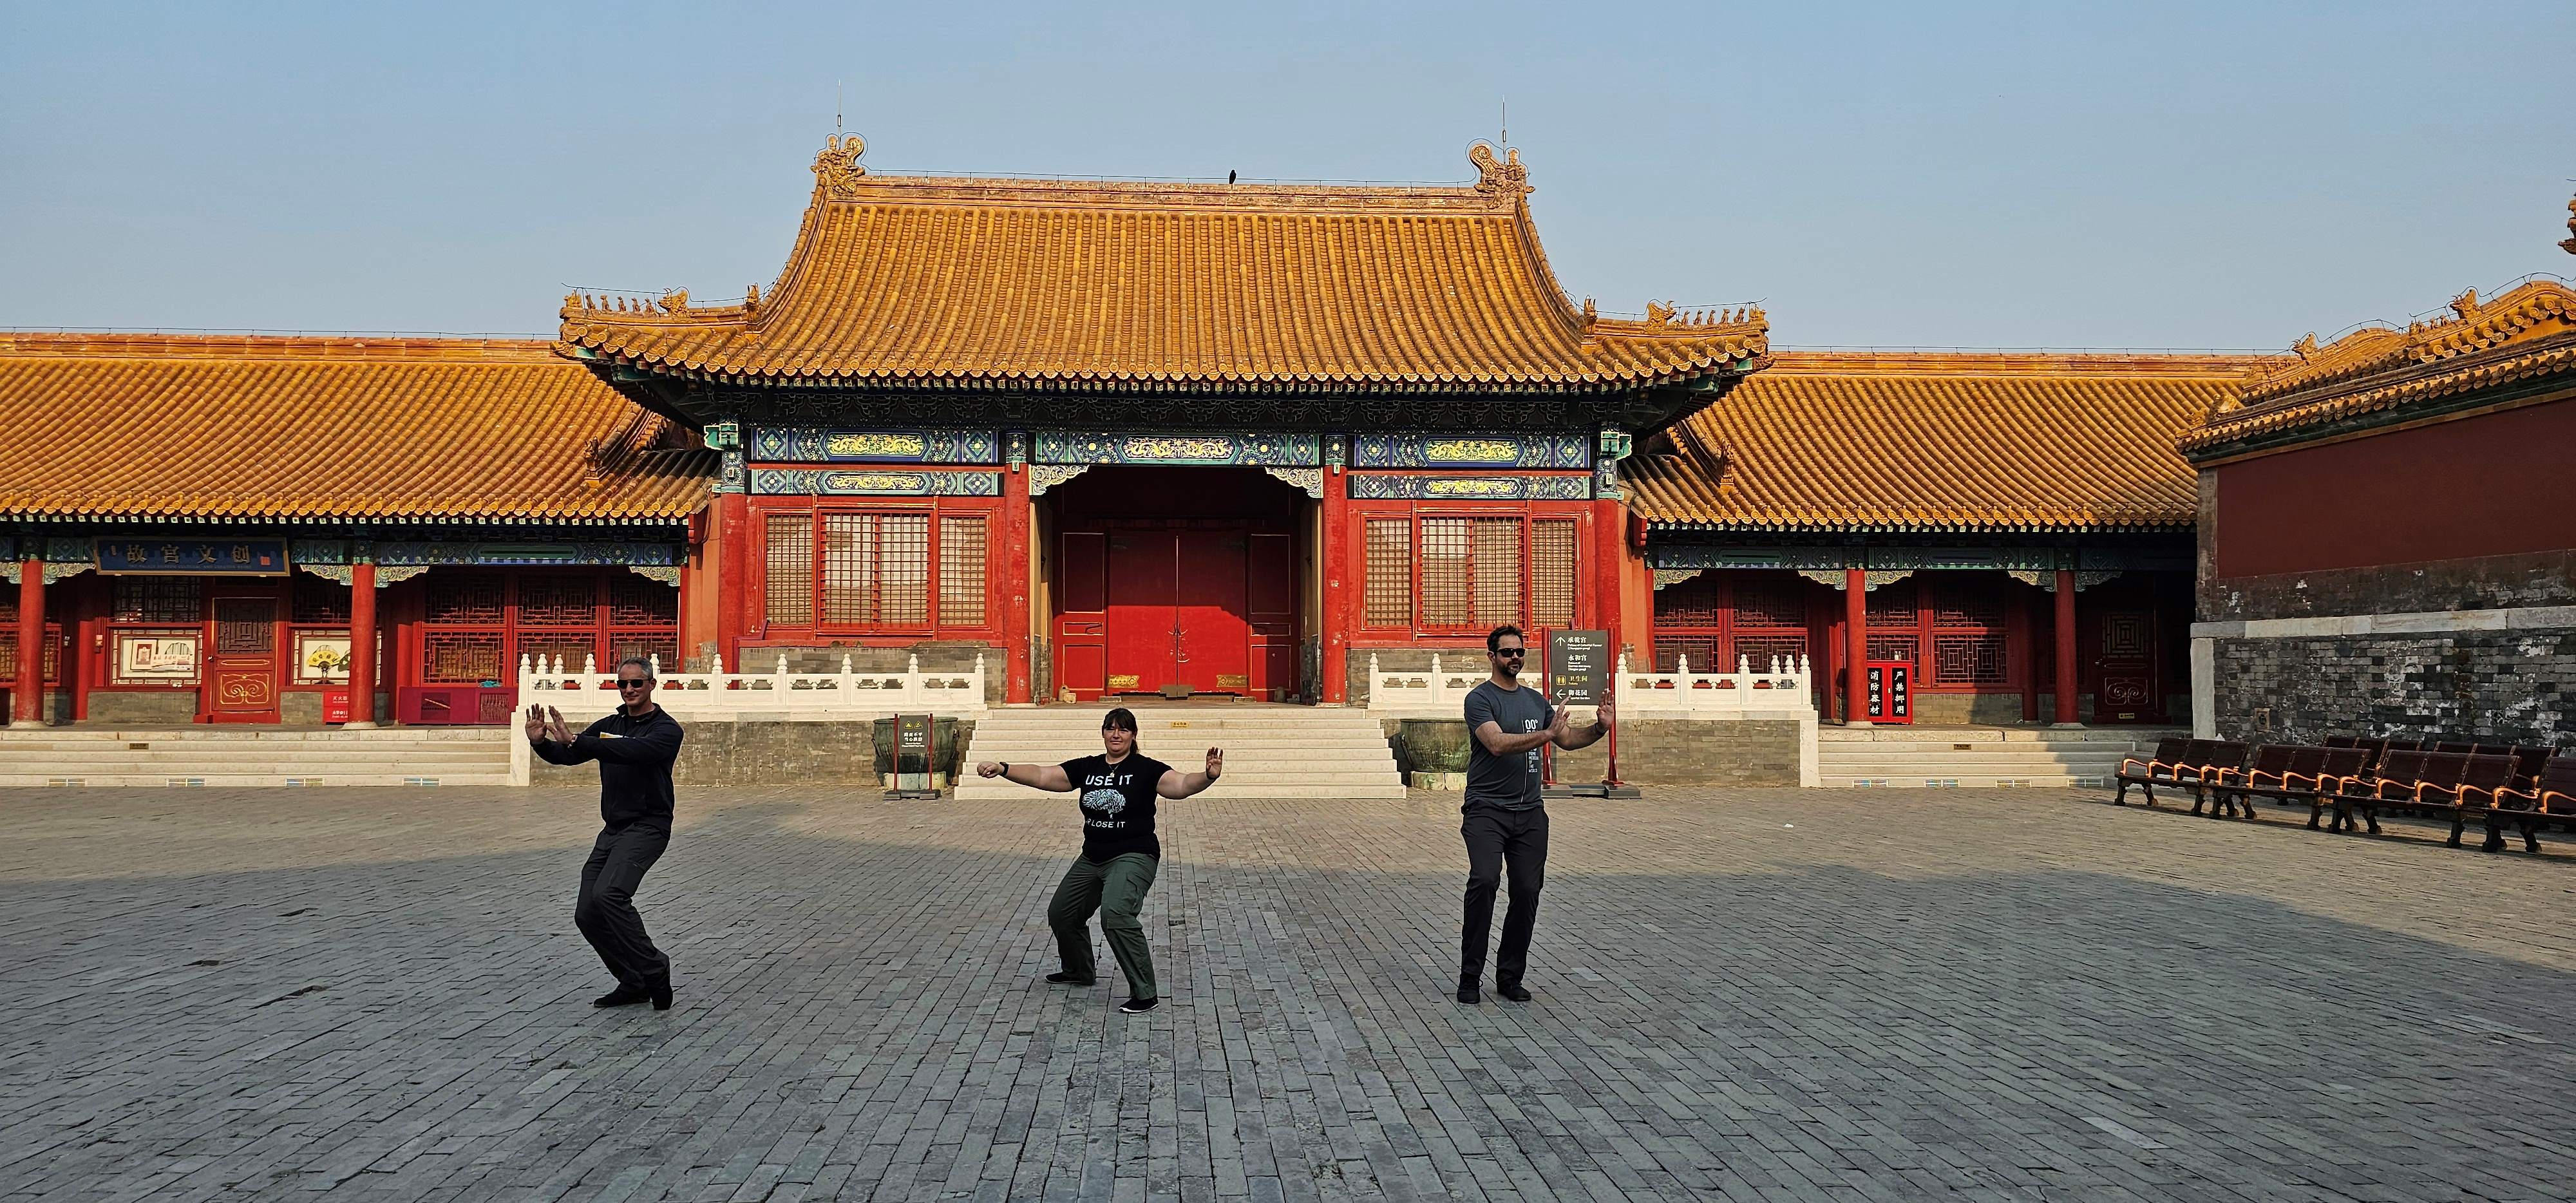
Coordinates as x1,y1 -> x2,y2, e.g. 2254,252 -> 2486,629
2,784 -> 2573,1201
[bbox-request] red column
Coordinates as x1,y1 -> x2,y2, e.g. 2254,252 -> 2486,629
1591,498 -> 1625,655
1001,460 -> 1033,703
2052,569 -> 2080,725
712,493 -> 750,668
12,558 -> 43,726
1843,567 -> 1868,725
1320,463 -> 1350,704
346,560 -> 378,726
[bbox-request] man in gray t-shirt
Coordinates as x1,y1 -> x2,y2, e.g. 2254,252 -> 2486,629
1456,624 -> 1609,1004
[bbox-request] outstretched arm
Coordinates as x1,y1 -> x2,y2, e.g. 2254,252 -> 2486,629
1159,748 -> 1225,799
1553,697 -> 1611,750
976,761 -> 1074,791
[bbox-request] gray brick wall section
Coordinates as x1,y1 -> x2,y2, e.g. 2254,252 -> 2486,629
529,719 -> 978,787
2212,630 -> 2576,746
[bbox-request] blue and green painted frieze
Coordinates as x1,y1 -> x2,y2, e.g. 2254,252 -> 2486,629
1034,431 -> 1320,466
749,428 -> 1002,464
751,468 -> 1004,497
1349,434 -> 1590,469
1346,475 -> 1592,501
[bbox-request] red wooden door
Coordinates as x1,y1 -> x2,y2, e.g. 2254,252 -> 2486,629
1104,532 -> 1179,694
2091,607 -> 2164,723
1175,530 -> 1251,694
207,593 -> 282,723
1055,532 -> 1108,699
1246,533 -> 1294,697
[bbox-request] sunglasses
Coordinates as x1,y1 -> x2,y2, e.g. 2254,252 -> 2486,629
1492,648 -> 1526,659
616,678 -> 652,690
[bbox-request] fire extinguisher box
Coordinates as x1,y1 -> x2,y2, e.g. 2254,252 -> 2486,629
322,688 -> 352,725
1863,661 -> 1912,724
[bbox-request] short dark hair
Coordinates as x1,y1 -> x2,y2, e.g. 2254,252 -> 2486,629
1486,624 -> 1525,654
615,656 -> 654,679
1101,707 -> 1139,733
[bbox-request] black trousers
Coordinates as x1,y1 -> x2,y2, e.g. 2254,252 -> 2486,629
1460,805 -> 1548,989
576,821 -> 670,989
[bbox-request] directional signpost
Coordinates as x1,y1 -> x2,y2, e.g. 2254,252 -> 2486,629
887,712 -> 941,800
1541,629 -> 1640,799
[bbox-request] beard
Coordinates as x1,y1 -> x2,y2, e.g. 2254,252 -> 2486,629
1495,659 -> 1520,679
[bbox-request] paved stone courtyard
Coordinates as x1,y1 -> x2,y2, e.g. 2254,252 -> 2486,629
4,784 -> 2574,1203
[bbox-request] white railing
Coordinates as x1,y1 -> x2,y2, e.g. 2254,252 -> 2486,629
1616,652 -> 1815,716
1367,650 -> 1818,786
508,651 -> 987,784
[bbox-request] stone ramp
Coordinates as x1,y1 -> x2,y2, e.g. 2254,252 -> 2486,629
1817,725 -> 2182,788
955,706 -> 1406,800
0,727 -> 514,787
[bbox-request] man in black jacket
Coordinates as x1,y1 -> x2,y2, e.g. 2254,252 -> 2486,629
527,656 -> 685,1010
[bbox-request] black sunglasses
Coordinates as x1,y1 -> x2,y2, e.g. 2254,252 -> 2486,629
1492,648 -> 1526,658
616,678 -> 652,689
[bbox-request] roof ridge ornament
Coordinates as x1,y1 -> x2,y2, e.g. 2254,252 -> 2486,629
813,133 -> 867,200
2561,194 -> 2575,256
1468,141 -> 1531,198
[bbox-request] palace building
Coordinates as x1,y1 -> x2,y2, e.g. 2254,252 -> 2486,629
0,138 -> 2297,732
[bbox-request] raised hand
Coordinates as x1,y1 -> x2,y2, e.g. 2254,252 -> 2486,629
545,706 -> 575,744
1547,696 -> 1573,737
976,761 -> 1005,778
1205,747 -> 1224,781
1595,695 -> 1615,732
523,704 -> 549,743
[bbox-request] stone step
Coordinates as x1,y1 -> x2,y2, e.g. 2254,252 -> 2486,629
1821,774 -> 2110,789
0,727 -> 515,787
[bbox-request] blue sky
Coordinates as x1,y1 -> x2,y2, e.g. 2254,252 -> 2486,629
3,1 -> 2570,348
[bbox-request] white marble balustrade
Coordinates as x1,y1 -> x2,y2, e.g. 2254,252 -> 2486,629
1616,652 -> 1815,716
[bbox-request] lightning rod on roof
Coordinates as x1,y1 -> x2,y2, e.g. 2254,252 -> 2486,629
837,79 -> 842,134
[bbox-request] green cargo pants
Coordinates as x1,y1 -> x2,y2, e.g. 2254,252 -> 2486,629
1046,853 -> 1159,999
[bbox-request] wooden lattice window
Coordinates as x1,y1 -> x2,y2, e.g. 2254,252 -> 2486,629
291,576 -> 349,624
1363,518 -> 1412,627
610,574 -> 678,625
1653,576 -> 1719,628
1933,634 -> 2009,685
0,626 -> 64,683
1419,518 -> 1472,628
516,632 -> 600,674
1654,636 -> 1719,674
426,574 -> 504,623
1864,580 -> 1917,628
1865,634 -> 1917,664
422,632 -> 504,683
821,513 -> 931,627
611,632 -> 681,671
113,578 -> 202,623
1734,577 -> 1805,628
764,514 -> 815,626
1932,580 -> 2006,627
1470,518 -> 1521,627
1530,520 -> 1577,629
938,515 -> 987,626
516,576 -> 598,627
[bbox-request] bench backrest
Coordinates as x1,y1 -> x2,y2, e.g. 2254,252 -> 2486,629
2534,755 -> 2576,798
2416,752 -> 2471,789
2198,741 -> 2250,772
2461,753 -> 2517,791
2376,749 -> 2429,784
2434,740 -> 2479,754
2509,746 -> 2554,781
2325,735 -> 2359,748
2246,744 -> 2298,775
2318,747 -> 2369,781
2146,736 -> 2190,766
2286,745 -> 2329,777
2358,738 -> 2394,772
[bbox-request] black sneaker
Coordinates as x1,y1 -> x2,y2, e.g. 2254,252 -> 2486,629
1117,996 -> 1160,1014
1045,971 -> 1096,986
592,986 -> 650,1008
1495,983 -> 1531,1003
1455,983 -> 1481,1005
649,983 -> 673,1010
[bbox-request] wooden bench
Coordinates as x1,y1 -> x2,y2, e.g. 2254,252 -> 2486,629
2114,739 -> 2244,809
2472,755 -> 2576,854
2205,744 -> 2340,820
2323,751 -> 2517,842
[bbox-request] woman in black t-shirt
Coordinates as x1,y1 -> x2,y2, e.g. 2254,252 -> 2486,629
975,707 -> 1224,1013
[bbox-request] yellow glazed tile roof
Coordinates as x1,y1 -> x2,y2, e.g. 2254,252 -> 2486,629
1627,351 -> 2268,532
558,138 -> 1766,393
0,334 -> 712,524
2180,278 -> 2576,459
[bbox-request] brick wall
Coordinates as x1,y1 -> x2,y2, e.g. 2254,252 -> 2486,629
2211,629 -> 2575,746
529,719 -> 978,788
1551,719 -> 1804,787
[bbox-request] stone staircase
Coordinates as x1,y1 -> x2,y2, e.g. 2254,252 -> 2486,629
1817,726 -> 2181,788
954,705 -> 1406,800
0,727 -> 515,788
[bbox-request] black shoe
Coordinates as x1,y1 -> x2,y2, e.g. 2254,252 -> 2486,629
592,986 -> 650,1008
1496,983 -> 1531,1003
1117,996 -> 1160,1014
1455,983 -> 1480,1004
1046,971 -> 1097,986
650,983 -> 673,1010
